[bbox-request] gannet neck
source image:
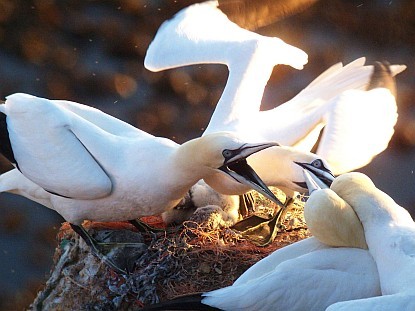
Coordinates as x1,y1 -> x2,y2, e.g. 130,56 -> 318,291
331,173 -> 413,227
205,46 -> 275,134
173,136 -> 222,187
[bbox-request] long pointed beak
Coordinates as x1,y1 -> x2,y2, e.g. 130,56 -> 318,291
220,142 -> 284,207
303,169 -> 329,195
225,142 -> 280,163
295,161 -> 335,187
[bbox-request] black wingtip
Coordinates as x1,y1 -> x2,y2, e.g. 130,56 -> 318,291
366,61 -> 397,97
0,112 -> 17,166
141,293 -> 221,311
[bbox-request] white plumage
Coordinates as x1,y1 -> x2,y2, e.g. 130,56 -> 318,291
145,1 -> 406,176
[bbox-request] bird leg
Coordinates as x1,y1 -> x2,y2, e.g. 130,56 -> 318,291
128,219 -> 167,233
70,223 -> 129,275
276,196 -> 295,230
239,192 -> 256,217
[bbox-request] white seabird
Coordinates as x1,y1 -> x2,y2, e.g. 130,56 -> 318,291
145,1 -> 405,194
0,92 -> 283,273
144,172 -> 415,310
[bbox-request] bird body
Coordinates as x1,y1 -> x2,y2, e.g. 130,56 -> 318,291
145,1 -> 405,198
0,93 -> 280,225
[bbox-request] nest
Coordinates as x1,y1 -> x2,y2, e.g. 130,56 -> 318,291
29,193 -> 310,310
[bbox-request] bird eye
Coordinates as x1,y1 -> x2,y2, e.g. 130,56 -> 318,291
222,149 -> 233,158
312,159 -> 323,168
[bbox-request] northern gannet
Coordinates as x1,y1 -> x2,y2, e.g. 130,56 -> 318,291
145,1 -> 404,192
0,93 -> 284,274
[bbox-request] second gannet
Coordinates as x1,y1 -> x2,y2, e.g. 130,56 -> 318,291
145,0 -> 404,191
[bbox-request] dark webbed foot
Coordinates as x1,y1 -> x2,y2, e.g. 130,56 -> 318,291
70,223 -> 145,275
231,206 -> 287,246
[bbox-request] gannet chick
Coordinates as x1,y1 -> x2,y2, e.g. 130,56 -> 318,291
161,180 -> 240,228
326,172 -> 415,310
0,93 -> 282,274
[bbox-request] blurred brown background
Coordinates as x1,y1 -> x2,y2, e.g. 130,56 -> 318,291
0,0 -> 414,309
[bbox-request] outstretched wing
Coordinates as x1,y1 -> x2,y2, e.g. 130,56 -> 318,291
317,88 -> 398,174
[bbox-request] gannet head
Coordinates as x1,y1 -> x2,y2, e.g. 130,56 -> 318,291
303,170 -> 368,249
185,132 -> 283,206
288,150 -> 334,191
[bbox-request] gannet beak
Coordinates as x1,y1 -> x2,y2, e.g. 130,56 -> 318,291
219,142 -> 285,207
303,169 -> 328,195
295,160 -> 335,188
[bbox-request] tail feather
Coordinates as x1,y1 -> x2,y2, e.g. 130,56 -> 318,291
367,61 -> 396,96
142,293 -> 222,311
288,58 -> 405,109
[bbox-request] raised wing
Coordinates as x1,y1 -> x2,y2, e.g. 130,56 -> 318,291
317,88 -> 398,174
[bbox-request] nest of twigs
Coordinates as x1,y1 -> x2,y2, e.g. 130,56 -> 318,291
30,190 -> 310,310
